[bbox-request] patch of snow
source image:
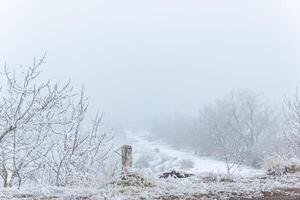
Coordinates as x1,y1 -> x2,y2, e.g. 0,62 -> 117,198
119,130 -> 263,176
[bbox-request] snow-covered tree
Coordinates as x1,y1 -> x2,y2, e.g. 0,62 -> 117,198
202,90 -> 277,172
284,87 -> 300,157
0,55 -> 112,187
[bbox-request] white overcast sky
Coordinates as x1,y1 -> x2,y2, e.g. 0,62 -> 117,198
0,0 -> 299,126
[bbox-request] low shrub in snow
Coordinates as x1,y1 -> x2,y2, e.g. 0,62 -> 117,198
263,154 -> 300,176
111,170 -> 154,187
178,159 -> 195,170
201,173 -> 234,183
135,153 -> 154,169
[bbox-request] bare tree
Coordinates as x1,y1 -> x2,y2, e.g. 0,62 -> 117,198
0,55 -> 112,187
284,87 -> 300,156
202,90 -> 276,172
202,98 -> 247,174
43,111 -> 113,186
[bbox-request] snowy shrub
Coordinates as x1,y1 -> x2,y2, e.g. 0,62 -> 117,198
263,154 -> 300,176
160,154 -> 172,163
179,159 -> 195,170
135,152 -> 155,169
284,87 -> 300,158
154,148 -> 160,153
111,170 -> 154,187
201,173 -> 234,183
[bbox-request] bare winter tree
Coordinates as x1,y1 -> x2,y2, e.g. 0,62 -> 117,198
284,87 -> 300,157
201,90 -> 276,172
202,98 -> 247,174
0,55 -> 112,188
42,111 -> 113,186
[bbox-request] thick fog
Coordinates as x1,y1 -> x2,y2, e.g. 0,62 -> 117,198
0,0 -> 299,127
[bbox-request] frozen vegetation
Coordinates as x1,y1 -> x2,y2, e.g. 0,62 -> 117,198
0,59 -> 299,199
0,167 -> 299,199
1,0 -> 300,198
0,131 -> 299,199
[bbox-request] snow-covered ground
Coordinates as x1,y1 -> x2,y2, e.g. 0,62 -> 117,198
2,169 -> 299,200
1,130 -> 299,200
120,130 -> 263,176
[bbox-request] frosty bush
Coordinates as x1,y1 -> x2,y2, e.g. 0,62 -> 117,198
135,152 -> 156,169
284,87 -> 300,157
179,159 -> 194,170
263,154 -> 300,176
0,55 -> 113,188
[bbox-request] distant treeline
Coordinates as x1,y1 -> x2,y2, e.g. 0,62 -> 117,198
148,89 -> 300,172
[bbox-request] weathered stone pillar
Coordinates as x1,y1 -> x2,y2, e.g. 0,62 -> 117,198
121,145 -> 132,170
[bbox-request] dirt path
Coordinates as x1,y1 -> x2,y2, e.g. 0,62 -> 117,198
156,188 -> 300,200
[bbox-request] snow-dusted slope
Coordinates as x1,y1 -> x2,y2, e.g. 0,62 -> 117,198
2,130 -> 299,200
120,130 -> 263,176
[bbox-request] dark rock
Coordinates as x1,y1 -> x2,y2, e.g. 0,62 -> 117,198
159,170 -> 194,179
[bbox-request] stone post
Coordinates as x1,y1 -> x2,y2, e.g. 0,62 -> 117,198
121,145 -> 132,171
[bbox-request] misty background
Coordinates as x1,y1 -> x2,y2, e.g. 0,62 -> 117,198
0,0 -> 299,127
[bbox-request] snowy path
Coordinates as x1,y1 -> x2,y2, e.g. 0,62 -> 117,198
121,130 -> 263,176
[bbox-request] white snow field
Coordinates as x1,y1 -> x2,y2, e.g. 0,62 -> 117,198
121,130 -> 263,176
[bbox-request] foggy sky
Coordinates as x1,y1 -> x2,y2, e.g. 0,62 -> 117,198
0,0 -> 299,126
